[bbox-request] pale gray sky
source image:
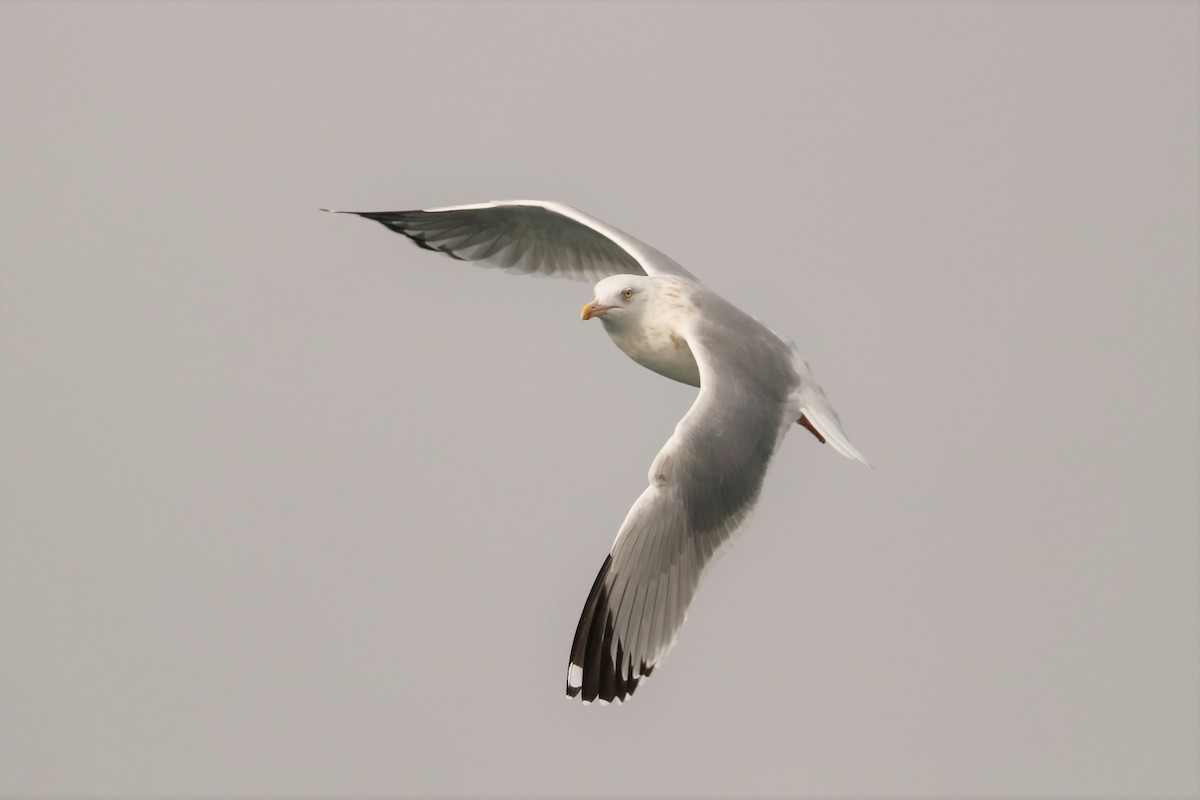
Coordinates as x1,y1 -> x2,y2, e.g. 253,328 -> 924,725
1,2 -> 1197,797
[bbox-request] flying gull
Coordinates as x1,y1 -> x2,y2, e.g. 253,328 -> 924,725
325,200 -> 870,704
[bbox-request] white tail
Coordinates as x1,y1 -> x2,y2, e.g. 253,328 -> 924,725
793,357 -> 872,468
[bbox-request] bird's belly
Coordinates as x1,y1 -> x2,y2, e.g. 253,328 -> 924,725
610,328 -> 702,387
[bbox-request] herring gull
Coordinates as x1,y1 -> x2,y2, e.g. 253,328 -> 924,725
325,200 -> 869,704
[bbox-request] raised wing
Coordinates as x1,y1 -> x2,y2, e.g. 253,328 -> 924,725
324,200 -> 696,283
566,311 -> 799,703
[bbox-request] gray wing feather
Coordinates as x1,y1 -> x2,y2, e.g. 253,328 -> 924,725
567,304 -> 800,703
325,200 -> 697,283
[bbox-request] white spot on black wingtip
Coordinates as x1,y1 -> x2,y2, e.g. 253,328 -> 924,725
566,553 -> 661,704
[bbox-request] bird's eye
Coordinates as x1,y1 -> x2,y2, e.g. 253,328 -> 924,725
622,288 -> 634,299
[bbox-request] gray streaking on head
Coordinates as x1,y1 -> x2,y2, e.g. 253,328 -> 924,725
324,200 -> 870,704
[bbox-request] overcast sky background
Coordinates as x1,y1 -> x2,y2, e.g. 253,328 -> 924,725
1,2 -> 1197,797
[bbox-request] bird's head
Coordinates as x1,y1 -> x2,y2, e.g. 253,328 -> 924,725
580,275 -> 654,326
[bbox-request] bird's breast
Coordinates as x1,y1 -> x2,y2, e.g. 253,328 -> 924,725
608,323 -> 701,387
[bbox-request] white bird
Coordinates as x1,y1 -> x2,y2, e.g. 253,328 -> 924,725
325,200 -> 869,704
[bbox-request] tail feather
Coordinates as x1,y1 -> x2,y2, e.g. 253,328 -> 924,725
801,406 -> 872,467
794,358 -> 872,468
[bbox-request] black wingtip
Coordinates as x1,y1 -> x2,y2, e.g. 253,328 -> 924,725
565,554 -> 652,705
320,209 -> 400,222
319,208 -> 393,217
324,209 -> 470,262
567,555 -> 611,702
